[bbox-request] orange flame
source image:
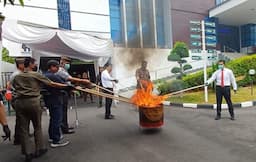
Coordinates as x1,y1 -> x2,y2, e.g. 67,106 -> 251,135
131,80 -> 167,108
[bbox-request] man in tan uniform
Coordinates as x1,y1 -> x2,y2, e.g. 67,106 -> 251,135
12,57 -> 69,162
135,61 -> 151,89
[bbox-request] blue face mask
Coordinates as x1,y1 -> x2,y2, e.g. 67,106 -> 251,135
218,64 -> 224,70
64,63 -> 70,70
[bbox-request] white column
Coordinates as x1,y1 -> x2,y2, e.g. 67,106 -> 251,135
201,20 -> 208,103
152,0 -> 157,48
138,0 -> 143,48
122,0 -> 128,47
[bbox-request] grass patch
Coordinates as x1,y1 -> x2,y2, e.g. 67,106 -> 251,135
169,85 -> 256,104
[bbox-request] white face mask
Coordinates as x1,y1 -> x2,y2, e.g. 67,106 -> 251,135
218,64 -> 224,70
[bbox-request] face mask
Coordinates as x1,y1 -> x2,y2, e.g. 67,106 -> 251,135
64,63 -> 70,70
218,64 -> 224,70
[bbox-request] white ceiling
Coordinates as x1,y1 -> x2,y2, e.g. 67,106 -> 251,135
210,0 -> 256,26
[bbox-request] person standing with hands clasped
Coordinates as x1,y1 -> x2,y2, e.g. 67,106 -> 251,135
205,60 -> 237,120
101,63 -> 118,119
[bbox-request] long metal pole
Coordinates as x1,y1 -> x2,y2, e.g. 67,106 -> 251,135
201,20 -> 208,102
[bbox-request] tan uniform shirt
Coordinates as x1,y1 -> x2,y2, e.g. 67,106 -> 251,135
12,71 -> 51,98
135,68 -> 151,88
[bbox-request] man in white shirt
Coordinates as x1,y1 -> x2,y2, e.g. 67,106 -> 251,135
101,63 -> 118,119
206,60 -> 237,120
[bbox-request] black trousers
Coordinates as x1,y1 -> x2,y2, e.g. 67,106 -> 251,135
216,86 -> 234,117
104,88 -> 113,116
61,93 -> 69,132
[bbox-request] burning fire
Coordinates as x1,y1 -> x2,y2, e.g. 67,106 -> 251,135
131,80 -> 167,108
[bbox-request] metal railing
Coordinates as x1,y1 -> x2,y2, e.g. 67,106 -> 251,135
1,72 -> 12,89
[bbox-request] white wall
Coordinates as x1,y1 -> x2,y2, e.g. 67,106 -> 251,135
70,0 -> 111,38
70,0 -> 109,15
1,61 -> 15,72
0,4 -> 58,27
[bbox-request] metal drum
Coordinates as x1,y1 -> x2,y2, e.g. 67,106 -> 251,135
139,104 -> 164,128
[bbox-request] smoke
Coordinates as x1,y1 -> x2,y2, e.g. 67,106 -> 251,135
121,48 -> 149,70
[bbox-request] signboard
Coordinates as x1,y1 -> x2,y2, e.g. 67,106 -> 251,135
190,27 -> 201,32
190,21 -> 201,26
206,42 -> 217,47
207,49 -> 216,53
190,19 -> 217,61
206,35 -> 216,41
205,21 -> 216,28
191,41 -> 201,47
191,49 -> 201,53
191,56 -> 202,60
190,34 -> 201,40
205,29 -> 216,35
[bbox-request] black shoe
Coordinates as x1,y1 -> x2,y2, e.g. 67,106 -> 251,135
215,116 -> 221,120
25,154 -> 34,162
2,125 -> 11,141
109,114 -> 115,118
105,115 -> 114,120
13,140 -> 21,145
62,129 -> 75,134
34,149 -> 47,158
68,127 -> 74,130
230,116 -> 235,120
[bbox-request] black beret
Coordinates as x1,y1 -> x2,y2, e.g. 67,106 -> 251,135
47,60 -> 59,69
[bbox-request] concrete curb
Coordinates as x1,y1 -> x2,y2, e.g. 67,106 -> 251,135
162,101 -> 256,109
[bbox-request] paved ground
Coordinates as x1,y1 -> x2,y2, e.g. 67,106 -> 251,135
1,99 -> 256,162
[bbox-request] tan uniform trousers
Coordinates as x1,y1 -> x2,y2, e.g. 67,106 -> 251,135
15,96 -> 45,155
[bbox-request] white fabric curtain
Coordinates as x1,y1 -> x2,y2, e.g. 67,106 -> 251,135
2,20 -> 56,44
2,19 -> 113,61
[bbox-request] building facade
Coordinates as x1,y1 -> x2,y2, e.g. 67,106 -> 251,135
0,0 -> 216,88
210,0 -> 256,53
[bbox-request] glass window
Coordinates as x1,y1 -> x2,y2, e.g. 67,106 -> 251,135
141,0 -> 154,48
109,0 -> 123,45
126,0 -> 140,48
156,0 -> 166,48
57,0 -> 71,30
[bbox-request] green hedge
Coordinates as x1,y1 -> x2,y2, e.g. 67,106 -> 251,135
226,55 -> 256,86
158,54 -> 256,94
182,69 -> 214,88
158,80 -> 188,95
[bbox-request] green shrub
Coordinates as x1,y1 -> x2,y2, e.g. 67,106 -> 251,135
182,54 -> 256,88
158,80 -> 188,95
182,69 -> 214,88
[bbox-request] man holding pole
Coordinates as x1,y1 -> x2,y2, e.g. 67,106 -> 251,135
205,60 -> 237,120
7,57 -> 25,145
56,56 -> 90,134
101,63 -> 118,119
44,60 -> 70,148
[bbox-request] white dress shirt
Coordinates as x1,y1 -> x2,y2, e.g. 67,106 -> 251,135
207,68 -> 237,90
101,69 -> 115,88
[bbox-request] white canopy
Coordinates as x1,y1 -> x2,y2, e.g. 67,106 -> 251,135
1,19 -> 113,62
